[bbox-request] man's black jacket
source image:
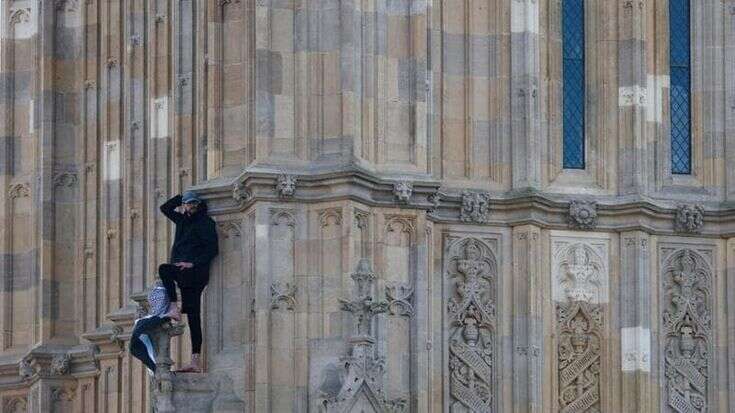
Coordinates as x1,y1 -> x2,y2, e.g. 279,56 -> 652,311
160,194 -> 219,287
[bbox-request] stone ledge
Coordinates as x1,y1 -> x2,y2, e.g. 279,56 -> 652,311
189,167 -> 735,237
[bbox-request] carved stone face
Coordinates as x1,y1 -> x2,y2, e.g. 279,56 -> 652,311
674,204 -> 704,233
460,192 -> 490,223
276,174 -> 296,197
393,182 -> 412,203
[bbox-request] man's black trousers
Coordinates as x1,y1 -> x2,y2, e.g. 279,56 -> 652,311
158,263 -> 205,354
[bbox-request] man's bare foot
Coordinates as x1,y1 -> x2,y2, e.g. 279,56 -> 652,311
162,302 -> 181,321
175,354 -> 202,373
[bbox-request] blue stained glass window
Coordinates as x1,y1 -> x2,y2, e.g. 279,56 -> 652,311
562,0 -> 586,169
670,0 -> 691,174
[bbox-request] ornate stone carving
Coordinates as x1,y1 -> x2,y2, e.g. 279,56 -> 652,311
270,209 -> 296,227
9,8 -> 31,27
129,34 -> 141,48
386,282 -> 414,317
557,301 -> 602,412
276,174 -> 297,198
50,353 -> 71,376
319,208 -> 342,227
557,244 -> 603,303
555,243 -> 604,413
19,358 -> 34,380
445,238 -> 497,412
51,385 -> 76,401
568,200 -> 598,230
354,210 -> 370,230
270,281 -> 296,311
393,181 -> 413,203
218,221 -> 241,239
662,249 -> 711,413
177,75 -> 190,88
674,204 -> 704,234
322,259 -> 402,412
427,190 -> 442,216
55,0 -> 79,12
338,260 -> 388,338
53,172 -> 78,187
460,191 -> 490,224
232,182 -> 251,204
8,182 -> 30,199
3,396 -> 27,413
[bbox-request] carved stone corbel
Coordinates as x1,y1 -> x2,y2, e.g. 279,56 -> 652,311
567,200 -> 598,230
460,191 -> 490,223
393,181 -> 413,203
276,174 -> 297,198
673,204 -> 704,234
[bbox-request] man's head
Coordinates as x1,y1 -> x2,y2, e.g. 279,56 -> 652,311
181,190 -> 202,215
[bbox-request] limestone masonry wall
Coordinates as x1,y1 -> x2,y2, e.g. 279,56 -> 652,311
0,0 -> 734,412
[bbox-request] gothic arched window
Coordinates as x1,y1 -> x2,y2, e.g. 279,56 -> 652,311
562,0 -> 586,169
669,0 -> 691,174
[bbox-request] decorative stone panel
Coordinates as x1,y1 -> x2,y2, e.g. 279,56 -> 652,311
659,247 -> 713,413
551,234 -> 609,413
444,235 -> 498,412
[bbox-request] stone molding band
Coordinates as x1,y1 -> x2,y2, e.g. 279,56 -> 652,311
194,167 -> 735,237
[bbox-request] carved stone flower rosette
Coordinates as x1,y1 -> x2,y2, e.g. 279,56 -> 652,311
567,200 -> 598,230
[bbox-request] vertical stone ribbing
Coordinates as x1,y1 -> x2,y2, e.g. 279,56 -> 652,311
725,1 -> 735,200
619,231 -> 652,412
511,0 -> 541,189
618,0 -> 648,194
511,225 -> 546,413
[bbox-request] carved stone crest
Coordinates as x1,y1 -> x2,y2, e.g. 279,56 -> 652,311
558,245 -> 603,303
674,204 -> 704,234
276,174 -> 297,198
557,301 -> 603,413
445,238 -> 497,412
554,243 -> 605,413
662,249 -> 711,413
393,181 -> 413,203
460,191 -> 490,224
568,200 -> 598,230
270,281 -> 296,311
